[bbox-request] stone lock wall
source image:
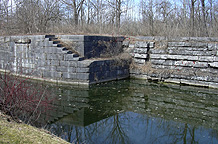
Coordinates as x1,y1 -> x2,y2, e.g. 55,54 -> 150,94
57,35 -> 124,59
126,37 -> 218,88
0,35 -> 129,85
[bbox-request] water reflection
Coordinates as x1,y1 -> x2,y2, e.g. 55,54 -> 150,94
35,79 -> 218,144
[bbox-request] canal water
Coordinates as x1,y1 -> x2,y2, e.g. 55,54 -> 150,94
34,79 -> 218,144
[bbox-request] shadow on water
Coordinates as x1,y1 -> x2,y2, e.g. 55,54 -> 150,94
31,79 -> 218,144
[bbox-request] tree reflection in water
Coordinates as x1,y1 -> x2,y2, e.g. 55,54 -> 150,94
36,79 -> 218,144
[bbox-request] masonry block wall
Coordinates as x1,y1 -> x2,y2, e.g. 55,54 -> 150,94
126,37 -> 218,88
57,35 -> 124,59
0,35 -> 128,85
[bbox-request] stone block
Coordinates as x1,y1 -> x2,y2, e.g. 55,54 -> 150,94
68,67 -> 76,73
177,47 -> 207,51
43,39 -> 50,47
133,48 -> 148,54
191,42 -> 207,48
50,60 -> 60,66
168,42 -> 191,47
208,82 -> 218,89
134,53 -> 147,59
62,72 -> 70,79
76,67 -> 89,73
180,79 -> 209,87
129,44 -> 135,48
43,71 -> 61,78
44,66 -> 56,71
60,61 -> 69,67
167,47 -> 177,50
47,54 -> 63,60
167,55 -> 198,61
134,41 -> 148,48
175,61 -> 208,68
209,62 -> 218,68
77,60 -> 93,67
134,58 -> 146,64
44,47 -> 57,53
149,42 -> 155,48
150,59 -> 165,65
56,48 -> 64,53
150,54 -> 168,59
198,56 -> 215,62
64,54 -> 80,61
58,35 -> 84,42
56,66 -> 68,72
122,41 -> 130,47
89,66 -> 101,72
62,72 -> 77,79
37,59 -> 49,67
77,73 -> 89,80
164,78 -> 181,84
150,49 -> 165,54
214,57 -> 218,62
208,43 -> 216,51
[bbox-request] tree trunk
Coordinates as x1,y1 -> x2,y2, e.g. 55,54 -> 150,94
201,0 -> 208,36
116,0 -> 121,29
190,0 -> 196,36
73,0 -> 78,27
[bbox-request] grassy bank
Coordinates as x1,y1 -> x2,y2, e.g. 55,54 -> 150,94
0,111 -> 69,144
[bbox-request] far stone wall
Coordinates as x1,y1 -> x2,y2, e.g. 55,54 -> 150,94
125,36 -> 218,88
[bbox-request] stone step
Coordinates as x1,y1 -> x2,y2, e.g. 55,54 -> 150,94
67,51 -> 73,54
57,43 -> 63,47
45,35 -> 56,38
53,40 -> 60,44
49,37 -> 58,41
62,47 -> 68,51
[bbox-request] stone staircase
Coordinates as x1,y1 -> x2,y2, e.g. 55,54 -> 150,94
45,35 -> 84,61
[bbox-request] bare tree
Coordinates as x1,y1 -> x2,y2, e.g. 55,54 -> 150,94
200,0 -> 208,36
62,0 -> 85,27
141,0 -> 154,35
190,0 -> 197,36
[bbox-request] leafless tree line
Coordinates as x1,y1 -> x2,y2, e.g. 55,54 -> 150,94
0,0 -> 218,37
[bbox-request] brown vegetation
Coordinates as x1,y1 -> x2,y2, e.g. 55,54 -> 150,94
0,0 -> 218,37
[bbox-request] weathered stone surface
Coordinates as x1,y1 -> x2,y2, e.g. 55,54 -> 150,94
64,54 -> 79,61
134,58 -> 146,64
56,66 -> 68,72
122,41 -> 130,47
62,72 -> 77,79
176,47 -> 207,51
209,62 -> 218,68
191,42 -> 207,47
149,42 -> 155,48
135,41 -> 148,48
168,49 -> 216,56
198,56 -> 215,62
133,48 -> 148,54
76,67 -> 89,73
175,61 -> 208,68
164,78 -> 181,84
134,53 -> 147,59
150,54 -> 168,59
150,59 -> 165,65
168,55 -> 199,61
47,54 -> 63,60
168,42 -> 192,47
150,49 -> 165,54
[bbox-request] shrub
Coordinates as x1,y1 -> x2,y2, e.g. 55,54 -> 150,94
0,70 -> 53,124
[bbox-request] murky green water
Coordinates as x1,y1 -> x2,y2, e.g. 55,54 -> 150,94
35,79 -> 218,144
